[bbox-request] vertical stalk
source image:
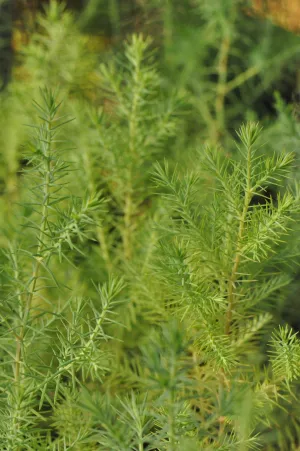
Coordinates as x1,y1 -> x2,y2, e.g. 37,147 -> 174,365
82,147 -> 112,271
123,191 -> 133,260
215,33 -> 231,141
225,143 -> 253,335
109,0 -> 120,38
163,0 -> 173,58
214,5 -> 236,143
122,50 -> 140,261
14,119 -> 52,383
96,225 -> 112,272
6,166 -> 18,212
167,353 -> 176,451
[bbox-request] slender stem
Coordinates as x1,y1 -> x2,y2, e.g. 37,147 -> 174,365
123,191 -> 133,260
84,301 -> 110,350
81,146 -> 112,271
168,403 -> 175,450
225,144 -> 252,335
163,0 -> 173,57
215,33 -> 231,141
97,225 -> 112,272
141,227 -> 157,273
122,52 -> 141,261
167,351 -> 176,450
224,65 -> 261,95
109,0 -> 120,38
15,120 -> 52,383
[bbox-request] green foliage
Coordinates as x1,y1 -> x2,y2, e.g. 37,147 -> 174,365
269,325 -> 300,383
21,1 -> 96,95
91,33 -> 179,262
1,1 -> 300,449
0,89 -> 125,450
96,0 -> 300,149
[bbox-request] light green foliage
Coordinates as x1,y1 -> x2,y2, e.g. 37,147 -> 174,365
92,34 -> 179,262
269,325 -> 300,383
151,122 -> 300,447
21,1 -> 96,95
1,2 -> 300,449
153,122 -> 298,339
0,89 -> 126,450
0,1 -> 100,231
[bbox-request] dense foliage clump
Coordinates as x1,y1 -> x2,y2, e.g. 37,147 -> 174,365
1,2 -> 300,449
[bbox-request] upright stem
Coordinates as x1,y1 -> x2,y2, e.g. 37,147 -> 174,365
82,147 -> 112,272
14,120 -> 52,383
167,351 -> 176,450
215,33 -> 231,141
214,4 -> 237,143
123,191 -> 133,260
97,225 -> 113,272
109,0 -> 120,38
225,144 -> 252,335
163,0 -> 173,58
122,53 -> 140,261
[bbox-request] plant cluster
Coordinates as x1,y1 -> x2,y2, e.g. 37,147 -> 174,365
1,1 -> 300,449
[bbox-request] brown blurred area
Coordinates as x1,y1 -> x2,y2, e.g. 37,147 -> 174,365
252,0 -> 300,33
2,0 -> 300,90
12,0 -> 85,47
0,0 -> 94,89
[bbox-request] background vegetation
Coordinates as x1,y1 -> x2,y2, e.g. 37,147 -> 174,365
1,1 -> 300,449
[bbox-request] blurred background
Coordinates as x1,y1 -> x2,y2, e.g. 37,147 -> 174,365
1,0 -> 300,152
